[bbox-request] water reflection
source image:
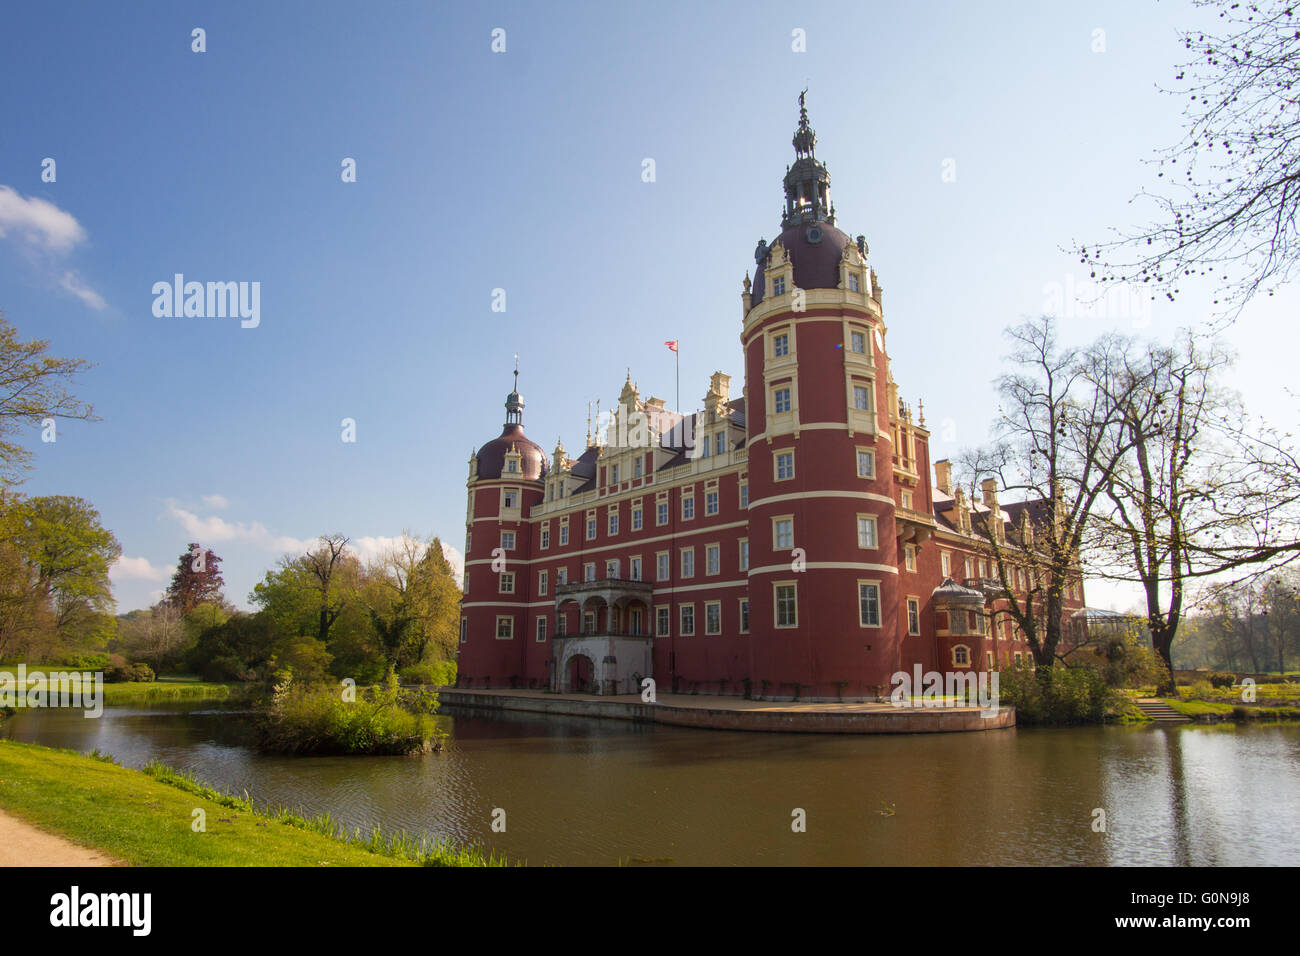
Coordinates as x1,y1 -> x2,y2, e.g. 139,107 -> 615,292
3,703 -> 1297,866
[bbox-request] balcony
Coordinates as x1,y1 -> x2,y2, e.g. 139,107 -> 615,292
964,577 -> 1010,599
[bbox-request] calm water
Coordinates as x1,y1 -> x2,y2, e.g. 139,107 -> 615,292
3,703 -> 1298,866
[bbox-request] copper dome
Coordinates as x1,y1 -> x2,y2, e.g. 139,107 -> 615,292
475,424 -> 547,481
751,221 -> 852,307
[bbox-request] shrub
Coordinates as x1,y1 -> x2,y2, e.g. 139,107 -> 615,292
1208,672 -> 1236,689
399,659 -> 457,687
256,671 -> 443,756
129,662 -> 156,683
998,662 -> 1121,724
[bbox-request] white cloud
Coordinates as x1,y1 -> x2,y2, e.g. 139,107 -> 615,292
58,270 -> 107,310
164,501 -> 314,555
0,185 -> 108,311
201,493 -> 230,509
111,555 -> 170,582
0,185 -> 86,252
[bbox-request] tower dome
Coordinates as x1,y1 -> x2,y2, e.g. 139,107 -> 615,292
473,365 -> 547,481
750,92 -> 866,308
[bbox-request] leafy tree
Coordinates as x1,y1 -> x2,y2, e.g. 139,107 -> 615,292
165,543 -> 225,614
0,312 -> 97,483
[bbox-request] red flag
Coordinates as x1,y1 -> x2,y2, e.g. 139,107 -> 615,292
664,340 -> 678,352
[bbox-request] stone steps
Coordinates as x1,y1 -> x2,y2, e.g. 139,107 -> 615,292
1135,698 -> 1191,722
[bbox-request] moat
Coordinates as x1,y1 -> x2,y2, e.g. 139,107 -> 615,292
4,703 -> 1297,866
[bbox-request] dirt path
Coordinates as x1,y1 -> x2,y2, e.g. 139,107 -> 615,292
0,809 -> 121,866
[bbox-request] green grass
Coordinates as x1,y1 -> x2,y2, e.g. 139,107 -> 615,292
1163,698 -> 1235,717
0,739 -> 507,866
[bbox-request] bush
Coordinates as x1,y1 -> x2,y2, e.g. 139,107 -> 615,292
256,671 -> 443,756
399,659 -> 457,687
998,662 -> 1121,724
129,662 -> 156,683
1208,672 -> 1236,689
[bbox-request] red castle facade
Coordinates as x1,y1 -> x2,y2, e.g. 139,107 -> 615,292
457,99 -> 1085,700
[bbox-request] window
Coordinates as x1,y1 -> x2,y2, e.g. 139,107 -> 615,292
705,490 -> 718,516
953,645 -> 970,667
901,490 -> 913,510
706,543 -> 720,575
557,567 -> 568,586
538,570 -> 548,596
560,521 -> 570,546
853,386 -> 871,411
632,505 -> 643,530
499,572 -> 515,594
556,614 -> 567,637
656,551 -> 670,581
536,617 -> 547,642
608,511 -> 619,535
772,277 -> 786,296
904,544 -> 917,572
856,449 -> 875,478
774,584 -> 798,627
657,501 -> 669,525
848,274 -> 860,293
656,606 -> 670,637
941,551 -> 951,577
541,528 -> 550,549
774,517 -> 794,550
774,388 -> 792,414
610,464 -> 619,484
705,602 -> 722,635
776,451 -> 794,481
501,531 -> 515,550
857,515 -> 878,549
740,482 -> 749,508
680,604 -> 695,636
459,618 -> 467,643
606,559 -> 619,579
630,557 -> 642,581
586,516 -> 597,540
965,557 -> 974,579
701,435 -> 711,458
634,457 -> 643,478
583,562 -> 596,582
503,490 -> 518,509
739,539 -> 749,572
715,433 -> 726,456
495,616 -> 513,640
681,548 -> 695,578
978,560 -> 987,578
907,597 -> 920,635
851,330 -> 866,353
859,583 -> 881,627
739,599 -> 750,633
682,495 -> 695,520
773,332 -> 790,356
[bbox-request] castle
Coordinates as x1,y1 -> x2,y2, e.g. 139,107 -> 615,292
456,97 -> 1086,700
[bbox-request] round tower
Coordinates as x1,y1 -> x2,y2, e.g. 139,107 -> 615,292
741,93 -> 906,700
458,366 -> 548,689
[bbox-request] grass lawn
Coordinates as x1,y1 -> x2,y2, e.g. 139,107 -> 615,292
0,740 -> 504,866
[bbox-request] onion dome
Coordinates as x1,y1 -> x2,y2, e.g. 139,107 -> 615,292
473,365 -> 547,481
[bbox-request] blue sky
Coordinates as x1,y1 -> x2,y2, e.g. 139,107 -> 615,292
1,0 -> 1294,613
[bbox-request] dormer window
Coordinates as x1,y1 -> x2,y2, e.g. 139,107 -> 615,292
772,277 -> 786,296
848,274 -> 860,292
507,458 -> 518,473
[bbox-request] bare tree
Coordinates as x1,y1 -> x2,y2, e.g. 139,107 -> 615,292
957,317 -> 1145,673
1082,1 -> 1300,318
1086,332 -> 1300,692
299,533 -> 352,645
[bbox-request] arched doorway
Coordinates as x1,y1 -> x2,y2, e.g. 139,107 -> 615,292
568,654 -> 594,693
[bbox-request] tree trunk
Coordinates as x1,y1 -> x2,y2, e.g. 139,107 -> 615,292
1151,622 -> 1177,696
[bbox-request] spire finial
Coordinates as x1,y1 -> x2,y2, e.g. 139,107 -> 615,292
504,357 -> 524,425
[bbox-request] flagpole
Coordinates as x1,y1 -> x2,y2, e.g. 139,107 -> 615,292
675,344 -> 679,414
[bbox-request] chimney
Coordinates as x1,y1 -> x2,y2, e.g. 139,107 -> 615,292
934,459 -> 952,495
981,477 -> 999,511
